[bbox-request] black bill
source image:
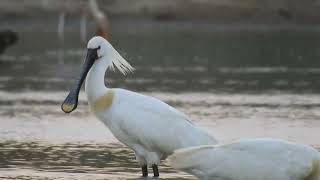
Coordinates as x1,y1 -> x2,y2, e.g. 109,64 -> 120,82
61,48 -> 98,113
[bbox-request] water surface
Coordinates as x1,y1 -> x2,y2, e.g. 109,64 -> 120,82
1,18 -> 320,92
0,17 -> 319,179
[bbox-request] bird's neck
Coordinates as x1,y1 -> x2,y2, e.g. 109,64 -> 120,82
85,56 -> 111,103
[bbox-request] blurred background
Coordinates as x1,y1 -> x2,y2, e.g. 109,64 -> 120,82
0,0 -> 319,179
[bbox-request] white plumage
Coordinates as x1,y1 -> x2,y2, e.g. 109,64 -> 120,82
98,89 -> 216,162
81,36 -> 217,176
168,138 -> 320,180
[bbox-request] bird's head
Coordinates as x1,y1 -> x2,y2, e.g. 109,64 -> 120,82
86,36 -> 110,58
61,36 -> 134,113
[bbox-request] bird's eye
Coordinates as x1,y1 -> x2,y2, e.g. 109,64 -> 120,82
97,46 -> 101,50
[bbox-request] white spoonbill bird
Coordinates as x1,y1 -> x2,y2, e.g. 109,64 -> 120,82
168,138 -> 320,180
61,36 -> 217,177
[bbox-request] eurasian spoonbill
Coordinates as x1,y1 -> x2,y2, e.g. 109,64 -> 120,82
57,0 -> 110,43
168,138 -> 320,180
61,36 -> 217,177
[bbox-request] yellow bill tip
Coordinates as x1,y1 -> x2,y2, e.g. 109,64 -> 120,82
61,103 -> 76,113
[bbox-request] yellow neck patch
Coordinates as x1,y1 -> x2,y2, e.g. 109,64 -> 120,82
91,90 -> 115,112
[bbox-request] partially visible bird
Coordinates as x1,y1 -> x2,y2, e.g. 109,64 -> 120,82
0,30 -> 18,54
87,0 -> 110,41
168,138 -> 320,180
61,36 -> 217,177
57,0 -> 110,43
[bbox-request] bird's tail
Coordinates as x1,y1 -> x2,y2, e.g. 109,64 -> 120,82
168,145 -> 215,170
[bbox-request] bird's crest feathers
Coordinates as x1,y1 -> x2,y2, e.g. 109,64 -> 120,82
108,48 -> 135,75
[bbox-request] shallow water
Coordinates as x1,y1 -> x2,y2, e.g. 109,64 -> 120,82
1,18 -> 320,93
0,17 -> 320,179
0,142 -> 193,179
0,91 -> 319,179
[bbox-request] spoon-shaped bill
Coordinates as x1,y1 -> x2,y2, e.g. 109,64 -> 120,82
61,48 -> 98,113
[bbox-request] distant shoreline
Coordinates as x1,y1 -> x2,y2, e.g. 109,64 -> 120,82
0,0 -> 319,24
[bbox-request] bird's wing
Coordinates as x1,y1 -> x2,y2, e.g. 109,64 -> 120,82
113,89 -> 216,155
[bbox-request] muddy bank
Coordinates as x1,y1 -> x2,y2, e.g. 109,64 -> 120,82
0,0 -> 320,23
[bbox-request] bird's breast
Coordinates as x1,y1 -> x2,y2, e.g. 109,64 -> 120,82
90,90 -> 115,113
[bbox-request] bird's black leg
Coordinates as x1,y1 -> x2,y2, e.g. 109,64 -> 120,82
142,165 -> 148,177
152,164 -> 159,177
